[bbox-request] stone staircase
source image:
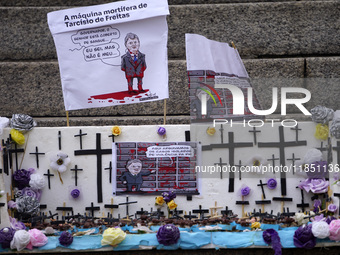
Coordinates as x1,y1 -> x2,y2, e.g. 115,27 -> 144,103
0,0 -> 339,126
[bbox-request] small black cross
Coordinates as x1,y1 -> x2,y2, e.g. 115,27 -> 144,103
58,131 -> 62,150
290,124 -> 301,142
267,154 -> 279,168
192,205 -> 209,220
184,211 -> 197,220
8,136 -> 25,171
70,165 -> 83,186
75,133 -> 112,203
29,146 -> 45,168
214,157 -> 228,179
74,129 -> 87,150
221,206 -> 233,217
136,207 -> 149,216
202,132 -> 253,193
258,126 -> 307,196
249,126 -> 261,145
104,161 -> 112,183
118,196 -> 138,218
332,141 -> 340,164
257,180 -> 267,199
150,208 -> 164,219
234,160 -> 243,180
316,141 -> 328,152
219,124 -> 224,144
85,202 -> 100,218
1,139 -> 9,175
44,169 -> 54,189
286,153 -> 301,172
280,207 -> 295,217
108,134 -> 115,143
296,186 -> 309,212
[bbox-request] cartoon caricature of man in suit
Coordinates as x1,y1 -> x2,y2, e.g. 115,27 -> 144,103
119,159 -> 155,192
121,33 -> 147,95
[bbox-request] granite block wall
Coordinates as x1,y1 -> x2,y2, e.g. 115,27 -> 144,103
0,0 -> 339,126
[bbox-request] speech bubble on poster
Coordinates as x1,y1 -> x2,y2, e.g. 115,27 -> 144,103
146,145 -> 193,158
83,42 -> 120,62
71,26 -> 120,48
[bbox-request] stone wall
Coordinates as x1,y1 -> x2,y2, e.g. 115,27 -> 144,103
0,0 -> 339,126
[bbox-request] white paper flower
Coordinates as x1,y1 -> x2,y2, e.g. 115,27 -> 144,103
312,221 -> 330,239
29,174 -> 46,190
50,152 -> 71,173
10,230 -> 31,251
294,212 -> 314,226
246,155 -> 265,173
132,223 -> 154,233
296,148 -> 323,167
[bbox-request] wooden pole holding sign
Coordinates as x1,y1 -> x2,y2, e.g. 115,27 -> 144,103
66,111 -> 70,127
163,99 -> 167,125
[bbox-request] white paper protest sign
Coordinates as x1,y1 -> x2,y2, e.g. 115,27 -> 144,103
48,0 -> 169,111
146,145 -> 194,158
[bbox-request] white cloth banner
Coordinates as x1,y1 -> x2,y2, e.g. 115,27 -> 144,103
48,0 -> 169,111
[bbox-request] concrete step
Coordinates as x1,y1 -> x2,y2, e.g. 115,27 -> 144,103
1,57 -> 339,119
0,1 -> 339,60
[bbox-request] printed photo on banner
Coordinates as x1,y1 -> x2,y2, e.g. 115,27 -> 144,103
48,0 -> 169,111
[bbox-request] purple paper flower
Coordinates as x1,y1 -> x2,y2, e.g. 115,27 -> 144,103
157,127 -> 166,136
267,178 -> 277,190
298,178 -> 329,194
162,191 -> 176,203
293,225 -> 316,249
328,204 -> 338,213
313,214 -> 324,222
313,199 -> 322,208
156,224 -> 180,246
326,216 -> 336,225
59,231 -> 73,246
0,228 -> 16,249
71,189 -> 80,199
306,161 -> 328,179
13,169 -> 31,189
7,200 -> 17,209
263,229 -> 282,255
21,187 -> 41,201
241,186 -> 250,196
9,217 -> 25,231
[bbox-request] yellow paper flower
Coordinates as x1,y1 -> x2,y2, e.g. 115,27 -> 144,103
167,200 -> 177,210
101,227 -> 126,246
155,196 -> 165,206
315,123 -> 329,140
251,222 -> 261,229
206,127 -> 216,136
111,126 -> 122,136
10,129 -> 25,145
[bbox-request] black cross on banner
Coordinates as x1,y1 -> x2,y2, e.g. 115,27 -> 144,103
332,141 -> 340,164
58,131 -> 62,150
258,126 -> 307,196
202,132 -> 253,192
75,133 -> 112,203
267,154 -> 279,168
249,126 -> 261,145
1,139 -> 9,175
74,129 -> 87,150
70,165 -> 83,186
8,138 -> 25,171
29,146 -> 45,168
214,157 -> 228,179
44,169 -> 54,189
104,161 -> 112,183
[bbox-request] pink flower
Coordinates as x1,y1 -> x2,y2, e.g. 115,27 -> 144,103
329,219 -> 340,241
27,229 -> 48,249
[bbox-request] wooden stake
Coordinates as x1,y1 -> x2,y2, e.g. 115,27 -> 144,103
261,194 -> 265,213
62,202 -> 66,217
110,198 -> 114,216
163,99 -> 167,125
242,196 -> 245,218
66,111 -> 70,127
231,41 -> 237,49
